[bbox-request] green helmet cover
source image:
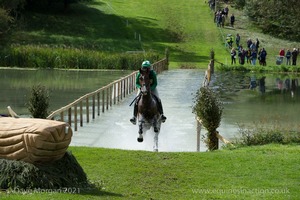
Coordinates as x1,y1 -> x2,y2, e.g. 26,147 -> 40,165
142,60 -> 151,68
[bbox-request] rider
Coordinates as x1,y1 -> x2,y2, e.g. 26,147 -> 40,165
130,60 -> 167,125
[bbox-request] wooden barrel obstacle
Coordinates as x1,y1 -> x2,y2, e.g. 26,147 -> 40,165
0,117 -> 72,163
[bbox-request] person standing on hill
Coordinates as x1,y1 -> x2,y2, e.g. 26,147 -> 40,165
260,48 -> 267,66
231,47 -> 236,65
279,48 -> 285,63
286,49 -> 292,65
230,14 -> 235,27
223,5 -> 229,18
235,33 -> 240,47
255,38 -> 260,51
292,48 -> 299,65
251,50 -> 257,65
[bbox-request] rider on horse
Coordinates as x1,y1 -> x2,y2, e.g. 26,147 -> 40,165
130,60 -> 167,125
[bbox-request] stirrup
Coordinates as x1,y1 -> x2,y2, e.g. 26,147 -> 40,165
130,116 -> 136,125
161,115 -> 167,123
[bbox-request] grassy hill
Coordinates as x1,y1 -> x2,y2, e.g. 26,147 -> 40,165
4,1 -> 300,69
4,0 -> 229,68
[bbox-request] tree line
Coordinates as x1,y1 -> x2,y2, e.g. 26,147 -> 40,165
0,0 -> 87,35
234,0 -> 300,42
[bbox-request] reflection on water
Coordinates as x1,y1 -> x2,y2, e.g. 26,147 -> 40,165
211,71 -> 300,133
0,68 -> 131,115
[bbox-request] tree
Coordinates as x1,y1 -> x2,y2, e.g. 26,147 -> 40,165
0,0 -> 26,34
234,0 -> 300,41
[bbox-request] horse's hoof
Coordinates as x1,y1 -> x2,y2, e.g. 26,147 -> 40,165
153,148 -> 158,152
154,127 -> 159,132
137,137 -> 143,142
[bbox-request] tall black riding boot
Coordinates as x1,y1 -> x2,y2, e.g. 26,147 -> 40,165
130,104 -> 138,125
158,101 -> 167,123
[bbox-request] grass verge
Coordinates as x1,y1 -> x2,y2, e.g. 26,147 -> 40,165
1,145 -> 299,199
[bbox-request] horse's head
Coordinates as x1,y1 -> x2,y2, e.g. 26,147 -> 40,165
139,69 -> 151,95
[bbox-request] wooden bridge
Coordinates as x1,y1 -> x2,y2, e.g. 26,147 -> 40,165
46,58 -> 168,132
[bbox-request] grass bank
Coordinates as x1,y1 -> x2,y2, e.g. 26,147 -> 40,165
1,145 -> 299,199
2,0 -> 228,69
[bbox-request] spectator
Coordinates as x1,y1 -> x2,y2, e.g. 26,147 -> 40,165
292,48 -> 299,65
279,48 -> 285,63
230,14 -> 235,27
223,5 -> 229,18
250,42 -> 256,52
260,48 -> 267,66
231,47 -> 236,65
255,38 -> 260,51
226,34 -> 233,48
246,48 -> 252,64
251,50 -> 257,65
247,38 -> 252,49
236,33 -> 240,47
221,14 -> 225,28
286,49 -> 292,65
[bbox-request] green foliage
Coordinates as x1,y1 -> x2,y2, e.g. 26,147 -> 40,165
0,151 -> 90,190
216,64 -> 300,73
0,8 -> 14,33
193,87 -> 223,150
236,126 -> 300,146
236,0 -> 300,41
233,0 -> 246,9
0,45 -> 160,69
27,84 -> 50,119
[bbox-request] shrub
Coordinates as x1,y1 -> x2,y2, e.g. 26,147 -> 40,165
27,84 -> 50,119
235,124 -> 300,146
193,87 -> 223,150
0,151 -> 90,190
0,45 -> 161,70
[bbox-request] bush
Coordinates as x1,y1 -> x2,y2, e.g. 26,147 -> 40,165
0,45 -> 161,70
27,84 -> 50,119
193,87 -> 223,150
0,151 -> 90,190
235,125 -> 300,146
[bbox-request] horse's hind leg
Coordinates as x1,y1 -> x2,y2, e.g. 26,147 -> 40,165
153,119 -> 159,133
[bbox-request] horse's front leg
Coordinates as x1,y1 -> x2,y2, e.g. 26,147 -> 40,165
137,119 -> 144,142
153,132 -> 159,152
153,118 -> 159,133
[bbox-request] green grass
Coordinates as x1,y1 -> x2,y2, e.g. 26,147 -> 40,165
4,0 -> 228,69
1,145 -> 299,199
6,1 -> 300,69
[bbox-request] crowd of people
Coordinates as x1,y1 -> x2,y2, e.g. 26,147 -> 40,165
230,37 -> 268,66
278,48 -> 300,65
208,1 -> 300,67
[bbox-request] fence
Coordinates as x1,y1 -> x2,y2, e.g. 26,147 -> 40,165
46,58 -> 169,131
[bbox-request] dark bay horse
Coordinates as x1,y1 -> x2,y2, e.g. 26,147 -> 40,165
136,69 -> 161,151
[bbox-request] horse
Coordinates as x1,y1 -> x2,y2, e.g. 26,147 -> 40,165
136,69 -> 162,151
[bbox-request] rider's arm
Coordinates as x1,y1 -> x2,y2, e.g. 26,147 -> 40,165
150,71 -> 157,91
136,72 -> 141,89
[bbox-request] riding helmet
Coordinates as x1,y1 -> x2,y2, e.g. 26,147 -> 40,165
142,60 -> 151,68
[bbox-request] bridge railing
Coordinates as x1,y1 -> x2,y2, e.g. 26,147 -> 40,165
47,58 -> 168,131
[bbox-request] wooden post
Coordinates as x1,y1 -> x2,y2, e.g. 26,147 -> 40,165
196,119 -> 202,152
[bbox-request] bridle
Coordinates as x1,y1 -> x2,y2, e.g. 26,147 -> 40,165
139,70 -> 150,96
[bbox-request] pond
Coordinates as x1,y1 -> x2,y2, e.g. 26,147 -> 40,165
1,68 -> 299,138
0,68 -> 132,116
211,71 -> 300,136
